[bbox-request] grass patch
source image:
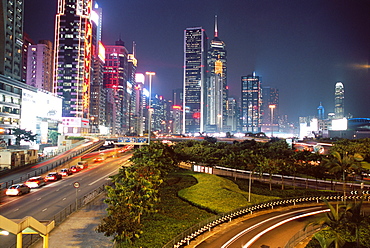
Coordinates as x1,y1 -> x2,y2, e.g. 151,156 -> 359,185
178,172 -> 279,214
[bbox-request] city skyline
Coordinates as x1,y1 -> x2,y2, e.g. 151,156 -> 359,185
25,0 -> 370,122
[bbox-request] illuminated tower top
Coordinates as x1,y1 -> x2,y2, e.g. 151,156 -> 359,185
334,82 -> 344,119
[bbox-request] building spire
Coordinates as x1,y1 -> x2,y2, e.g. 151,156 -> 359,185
214,15 -> 218,37
132,41 -> 136,56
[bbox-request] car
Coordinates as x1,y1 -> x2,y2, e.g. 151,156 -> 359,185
6,184 -> 31,196
45,172 -> 62,182
25,176 -> 46,188
93,157 -> 104,163
70,166 -> 81,173
77,160 -> 88,169
60,168 -> 73,176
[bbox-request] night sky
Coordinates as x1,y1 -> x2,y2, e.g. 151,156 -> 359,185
24,0 -> 370,123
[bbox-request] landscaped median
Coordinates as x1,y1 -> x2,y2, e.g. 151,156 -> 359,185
178,172 -> 279,214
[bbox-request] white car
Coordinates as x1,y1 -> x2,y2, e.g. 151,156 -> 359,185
6,184 -> 31,196
25,176 -> 46,188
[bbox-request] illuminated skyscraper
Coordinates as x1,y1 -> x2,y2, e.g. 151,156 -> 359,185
206,16 -> 227,132
53,0 -> 93,134
334,82 -> 344,119
261,86 -> 279,124
241,72 -> 262,132
89,3 -> 107,134
183,27 -> 207,134
127,43 -> 138,135
104,39 -> 129,135
0,0 -> 24,81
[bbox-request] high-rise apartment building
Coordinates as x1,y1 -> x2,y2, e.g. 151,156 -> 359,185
206,16 -> 227,132
26,40 -> 54,92
53,0 -> 93,134
241,72 -> 262,133
104,39 -> 129,135
183,27 -> 207,134
22,33 -> 34,83
334,82 -> 344,119
0,0 -> 24,81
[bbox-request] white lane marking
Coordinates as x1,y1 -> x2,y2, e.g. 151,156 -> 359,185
88,171 -> 117,186
63,198 -> 66,201
14,208 -> 19,212
221,207 -> 325,248
42,208 -> 47,212
243,209 -> 330,247
37,198 -> 41,201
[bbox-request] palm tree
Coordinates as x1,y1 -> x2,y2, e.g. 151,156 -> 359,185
306,199 -> 346,248
325,151 -> 363,203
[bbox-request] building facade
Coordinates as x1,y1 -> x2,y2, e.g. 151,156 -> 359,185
26,40 -> 54,92
0,0 -> 24,81
183,27 -> 207,134
241,73 -> 262,133
53,0 -> 93,134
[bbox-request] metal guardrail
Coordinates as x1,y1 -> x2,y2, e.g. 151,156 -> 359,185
162,195 -> 369,248
8,181 -> 112,248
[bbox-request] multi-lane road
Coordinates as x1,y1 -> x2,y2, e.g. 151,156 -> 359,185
0,148 -> 132,248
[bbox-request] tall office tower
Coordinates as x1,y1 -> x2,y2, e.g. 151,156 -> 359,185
134,73 -> 145,136
54,0 -> 93,134
261,86 -> 279,124
183,27 -> 207,134
334,82 -> 344,119
226,97 -> 237,132
206,16 -> 227,132
241,72 -> 262,132
172,88 -> 183,106
26,40 -> 54,92
89,3 -> 107,134
22,33 -> 34,82
151,95 -> 167,133
104,39 -> 129,135
317,102 -> 325,120
0,0 -> 24,81
127,44 -> 138,135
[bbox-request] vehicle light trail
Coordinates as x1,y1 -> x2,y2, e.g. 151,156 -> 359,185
242,209 -> 329,248
221,207 -> 327,248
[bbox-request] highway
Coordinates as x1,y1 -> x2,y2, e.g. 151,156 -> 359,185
195,205 -> 328,248
0,150 -> 132,248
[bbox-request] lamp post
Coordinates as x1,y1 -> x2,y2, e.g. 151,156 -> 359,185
269,104 -> 276,137
146,72 -> 155,145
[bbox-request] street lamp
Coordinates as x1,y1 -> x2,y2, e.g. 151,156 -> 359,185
146,72 -> 156,145
269,104 -> 276,137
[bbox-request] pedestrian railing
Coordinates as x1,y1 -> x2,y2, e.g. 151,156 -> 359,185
162,194 -> 369,248
8,181 -> 112,248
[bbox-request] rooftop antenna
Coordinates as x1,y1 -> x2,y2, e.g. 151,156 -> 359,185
214,15 -> 218,37
132,41 -> 136,56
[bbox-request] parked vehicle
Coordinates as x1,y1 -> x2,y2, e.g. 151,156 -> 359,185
6,184 -> 31,196
60,168 -> 73,176
45,172 -> 62,182
25,176 -> 46,188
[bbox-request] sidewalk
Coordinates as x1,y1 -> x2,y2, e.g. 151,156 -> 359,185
31,194 -> 113,248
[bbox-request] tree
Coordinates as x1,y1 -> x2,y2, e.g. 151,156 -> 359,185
11,128 -> 37,146
48,130 -> 60,146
